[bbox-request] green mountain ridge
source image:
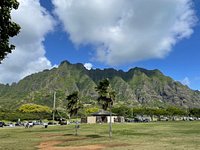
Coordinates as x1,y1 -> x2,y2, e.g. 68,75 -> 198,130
0,60 -> 200,110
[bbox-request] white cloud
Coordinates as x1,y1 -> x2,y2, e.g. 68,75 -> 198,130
53,0 -> 197,66
181,77 -> 190,86
0,0 -> 55,84
84,63 -> 93,70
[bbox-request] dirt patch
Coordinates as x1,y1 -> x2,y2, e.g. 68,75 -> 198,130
37,133 -> 129,150
37,141 -> 129,150
55,144 -> 105,150
107,143 -> 130,148
37,141 -> 104,150
39,134 -> 65,138
64,143 -> 129,150
37,141 -> 63,150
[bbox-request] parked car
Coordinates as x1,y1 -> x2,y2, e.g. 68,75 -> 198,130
125,118 -> 135,122
142,118 -> 150,122
0,122 -> 5,127
134,117 -> 143,122
59,118 -> 67,125
189,117 -> 194,121
15,122 -> 23,126
33,121 -> 42,125
160,117 -> 169,121
7,123 -> 15,127
48,122 -> 57,125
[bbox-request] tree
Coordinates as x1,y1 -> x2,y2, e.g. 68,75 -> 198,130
132,107 -> 146,116
112,105 -> 132,118
95,78 -> 115,138
17,103 -> 52,120
189,108 -> 200,118
66,91 -> 82,136
18,103 -> 51,113
166,106 -> 186,119
83,107 -> 99,116
0,0 -> 21,63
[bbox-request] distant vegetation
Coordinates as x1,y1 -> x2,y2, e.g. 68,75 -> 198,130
0,104 -> 199,121
112,105 -> 200,118
0,111 -> 51,122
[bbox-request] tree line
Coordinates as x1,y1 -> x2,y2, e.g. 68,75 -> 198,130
112,105 -> 200,119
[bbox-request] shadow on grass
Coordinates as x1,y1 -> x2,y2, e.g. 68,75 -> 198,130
63,133 -> 104,139
114,130 -> 155,136
86,134 -> 104,138
24,129 -> 62,133
63,133 -> 74,136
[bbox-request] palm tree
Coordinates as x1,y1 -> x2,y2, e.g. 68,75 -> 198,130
96,78 -> 115,138
66,91 -> 82,136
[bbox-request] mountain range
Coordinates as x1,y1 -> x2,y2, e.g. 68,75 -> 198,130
0,60 -> 200,110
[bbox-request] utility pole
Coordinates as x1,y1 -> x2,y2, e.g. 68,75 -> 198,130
52,92 -> 56,124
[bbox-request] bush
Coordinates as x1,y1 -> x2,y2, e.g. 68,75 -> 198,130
0,111 -> 52,121
19,103 -> 52,113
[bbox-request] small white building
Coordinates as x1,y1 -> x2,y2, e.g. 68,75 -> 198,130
81,110 -> 124,124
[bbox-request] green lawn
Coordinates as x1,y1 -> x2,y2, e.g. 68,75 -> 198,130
0,121 -> 200,150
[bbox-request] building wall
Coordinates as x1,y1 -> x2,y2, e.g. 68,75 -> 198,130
87,116 -> 96,124
106,116 -> 117,123
81,116 -> 125,124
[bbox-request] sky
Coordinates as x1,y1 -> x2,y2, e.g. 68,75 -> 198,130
0,0 -> 200,90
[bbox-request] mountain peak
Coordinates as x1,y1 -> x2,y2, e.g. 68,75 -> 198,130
59,60 -> 71,66
0,60 -> 199,109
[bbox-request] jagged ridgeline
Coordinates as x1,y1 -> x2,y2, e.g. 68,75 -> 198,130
0,60 -> 200,110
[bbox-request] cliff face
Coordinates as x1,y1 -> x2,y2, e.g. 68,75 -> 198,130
0,60 -> 199,110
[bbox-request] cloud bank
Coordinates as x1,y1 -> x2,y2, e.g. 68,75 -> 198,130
53,0 -> 197,66
0,0 -> 55,84
84,63 -> 93,70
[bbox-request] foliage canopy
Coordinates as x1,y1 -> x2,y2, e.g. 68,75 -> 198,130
66,91 -> 82,117
95,78 -> 115,110
19,103 -> 51,113
0,0 -> 21,62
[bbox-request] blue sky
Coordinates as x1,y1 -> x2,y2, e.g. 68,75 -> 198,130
0,0 -> 200,90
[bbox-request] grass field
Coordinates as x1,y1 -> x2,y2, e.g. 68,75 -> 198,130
0,121 -> 200,150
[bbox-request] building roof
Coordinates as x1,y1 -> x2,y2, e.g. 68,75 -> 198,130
91,110 -> 115,116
